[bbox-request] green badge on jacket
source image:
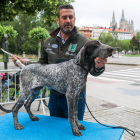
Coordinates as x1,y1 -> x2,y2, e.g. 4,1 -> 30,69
68,44 -> 77,52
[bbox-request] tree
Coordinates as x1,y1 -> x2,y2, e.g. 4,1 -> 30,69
1,14 -> 43,54
29,27 -> 49,58
1,13 -> 58,54
0,25 -> 18,40
0,25 -> 18,51
131,36 -> 137,52
135,31 -> 140,51
100,32 -> 114,45
0,25 -> 4,40
0,0 -> 75,26
99,32 -> 131,51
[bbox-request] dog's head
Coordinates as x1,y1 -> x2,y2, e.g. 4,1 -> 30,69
80,40 -> 113,67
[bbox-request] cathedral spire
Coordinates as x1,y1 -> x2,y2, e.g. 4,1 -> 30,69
112,11 -> 115,23
121,9 -> 125,20
110,11 -> 117,29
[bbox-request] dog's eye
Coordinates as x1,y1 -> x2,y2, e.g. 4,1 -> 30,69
95,41 -> 100,46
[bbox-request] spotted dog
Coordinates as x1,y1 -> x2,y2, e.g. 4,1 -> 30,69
1,40 -> 113,136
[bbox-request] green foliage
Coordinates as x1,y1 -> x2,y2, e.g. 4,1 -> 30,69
0,25 -> 18,54
0,0 -> 47,21
100,32 -> 114,45
41,22 -> 59,33
8,38 -> 19,54
0,0 -> 75,26
0,25 -> 18,40
0,25 -> 4,40
135,31 -> 140,51
117,40 -> 130,51
100,32 -> 131,51
122,54 -> 140,57
21,40 -> 37,54
41,0 -> 75,26
3,26 -> 18,39
28,27 -> 49,41
0,14 -> 41,54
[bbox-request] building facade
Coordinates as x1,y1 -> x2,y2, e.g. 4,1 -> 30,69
79,27 -> 131,40
79,27 -> 93,38
110,9 -> 134,34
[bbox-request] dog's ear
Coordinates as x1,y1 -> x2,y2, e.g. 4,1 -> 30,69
80,40 -> 99,66
80,45 -> 87,67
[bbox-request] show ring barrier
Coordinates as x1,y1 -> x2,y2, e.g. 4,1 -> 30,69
0,69 -> 48,114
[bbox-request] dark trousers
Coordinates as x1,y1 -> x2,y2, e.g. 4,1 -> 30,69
48,91 -> 86,120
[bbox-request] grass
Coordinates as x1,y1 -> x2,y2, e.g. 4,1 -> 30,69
30,59 -> 39,61
122,54 -> 140,57
0,54 -> 38,59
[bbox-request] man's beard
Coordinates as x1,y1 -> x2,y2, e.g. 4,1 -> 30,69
60,25 -> 74,34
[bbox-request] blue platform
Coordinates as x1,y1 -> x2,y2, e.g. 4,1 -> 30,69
0,112 -> 124,140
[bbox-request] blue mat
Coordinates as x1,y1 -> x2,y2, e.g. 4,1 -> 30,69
0,112 -> 124,140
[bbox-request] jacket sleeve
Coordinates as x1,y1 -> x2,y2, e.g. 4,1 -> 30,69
25,39 -> 49,65
89,66 -> 105,76
38,43 -> 48,64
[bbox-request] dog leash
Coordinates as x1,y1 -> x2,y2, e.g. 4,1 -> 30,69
82,93 -> 135,136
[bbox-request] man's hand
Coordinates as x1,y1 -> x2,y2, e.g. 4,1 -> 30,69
12,55 -> 25,67
94,57 -> 107,69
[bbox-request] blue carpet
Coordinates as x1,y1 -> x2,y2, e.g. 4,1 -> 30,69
0,112 -> 124,140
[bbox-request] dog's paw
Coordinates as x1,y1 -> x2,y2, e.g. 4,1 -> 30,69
72,130 -> 82,136
78,125 -> 85,130
15,124 -> 24,130
30,116 -> 39,121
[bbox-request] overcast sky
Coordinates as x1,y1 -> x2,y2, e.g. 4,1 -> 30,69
71,0 -> 140,31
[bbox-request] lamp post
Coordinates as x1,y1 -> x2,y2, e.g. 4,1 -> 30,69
3,34 -> 9,69
99,28 -> 106,41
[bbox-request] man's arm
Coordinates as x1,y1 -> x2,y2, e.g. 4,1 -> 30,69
89,57 -> 107,76
12,55 -> 26,67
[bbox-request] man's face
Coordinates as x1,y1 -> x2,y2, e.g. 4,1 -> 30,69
56,9 -> 76,34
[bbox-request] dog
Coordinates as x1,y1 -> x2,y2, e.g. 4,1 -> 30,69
1,40 -> 113,136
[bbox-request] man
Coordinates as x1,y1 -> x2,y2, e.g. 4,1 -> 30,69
12,4 -> 107,120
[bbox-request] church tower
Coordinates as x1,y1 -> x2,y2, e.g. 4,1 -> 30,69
119,9 -> 134,34
110,11 -> 117,29
119,9 -> 127,30
129,20 -> 134,34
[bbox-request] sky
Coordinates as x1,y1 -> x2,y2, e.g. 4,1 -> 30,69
71,0 -> 140,31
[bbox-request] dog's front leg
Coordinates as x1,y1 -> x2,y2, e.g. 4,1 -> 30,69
66,92 -> 82,136
74,94 -> 85,130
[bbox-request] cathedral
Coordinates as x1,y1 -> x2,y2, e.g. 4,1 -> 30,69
110,10 -> 134,34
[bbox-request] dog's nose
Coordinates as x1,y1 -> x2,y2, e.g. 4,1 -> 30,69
108,47 -> 114,52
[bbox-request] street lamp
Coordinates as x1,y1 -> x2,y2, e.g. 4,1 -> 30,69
3,34 -> 9,69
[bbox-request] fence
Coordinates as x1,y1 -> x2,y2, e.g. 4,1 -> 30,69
0,69 -> 49,114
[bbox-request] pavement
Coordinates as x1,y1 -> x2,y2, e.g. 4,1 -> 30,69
0,54 -> 140,140
107,54 -> 140,66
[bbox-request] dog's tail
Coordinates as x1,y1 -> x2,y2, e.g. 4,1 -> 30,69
1,48 -> 25,69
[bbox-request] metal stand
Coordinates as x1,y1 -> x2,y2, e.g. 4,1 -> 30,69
37,99 -> 46,114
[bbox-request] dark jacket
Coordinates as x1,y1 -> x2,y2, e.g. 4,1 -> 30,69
26,27 -> 105,93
